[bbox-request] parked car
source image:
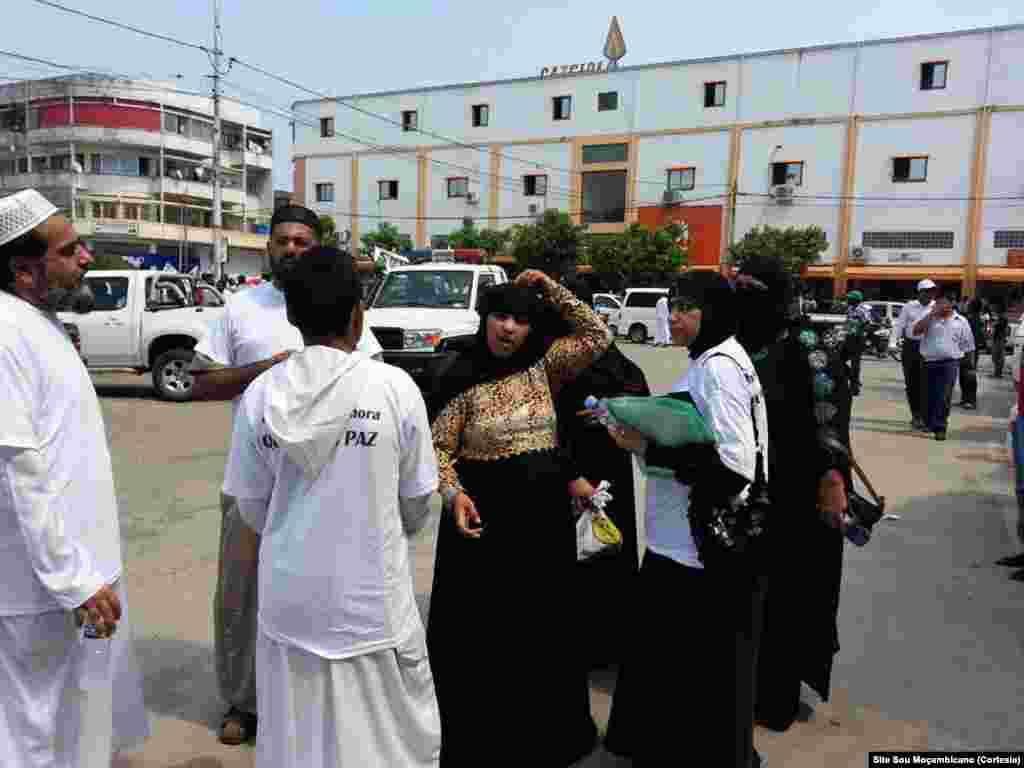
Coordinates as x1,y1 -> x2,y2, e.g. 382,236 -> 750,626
364,263 -> 508,392
56,270 -> 225,401
592,292 -> 622,335
611,287 -> 670,343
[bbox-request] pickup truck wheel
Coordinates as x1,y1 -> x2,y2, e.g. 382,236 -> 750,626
628,323 -> 647,344
153,349 -> 196,402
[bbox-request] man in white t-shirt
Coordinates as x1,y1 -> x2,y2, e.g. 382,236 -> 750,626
191,204 -> 382,744
223,246 -> 440,767
0,189 -> 149,766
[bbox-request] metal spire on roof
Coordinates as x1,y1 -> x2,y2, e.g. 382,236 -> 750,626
604,16 -> 626,65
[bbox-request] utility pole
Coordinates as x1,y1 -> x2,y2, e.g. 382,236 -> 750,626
210,0 -> 225,281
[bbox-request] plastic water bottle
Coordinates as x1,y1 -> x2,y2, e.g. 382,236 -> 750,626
584,396 -> 616,427
79,623 -> 111,688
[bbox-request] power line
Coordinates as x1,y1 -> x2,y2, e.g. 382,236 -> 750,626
229,55 -> 721,191
30,0 -> 211,53
740,191 -> 1024,203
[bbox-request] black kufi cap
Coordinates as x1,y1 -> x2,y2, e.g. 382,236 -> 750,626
270,204 -> 320,233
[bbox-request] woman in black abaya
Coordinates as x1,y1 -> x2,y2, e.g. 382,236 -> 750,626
427,270 -> 611,766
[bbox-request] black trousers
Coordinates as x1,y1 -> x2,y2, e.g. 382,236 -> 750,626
958,352 -> 978,406
901,340 -> 924,420
993,341 -> 1007,377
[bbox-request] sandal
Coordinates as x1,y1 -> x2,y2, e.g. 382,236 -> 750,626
219,706 -> 257,745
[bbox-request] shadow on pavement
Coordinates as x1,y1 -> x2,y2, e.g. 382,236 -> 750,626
134,634 -> 223,731
94,382 -> 158,400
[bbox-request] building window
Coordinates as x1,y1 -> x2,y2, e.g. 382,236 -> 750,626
598,91 -> 619,111
862,231 -> 955,249
447,177 -> 469,198
17,157 -> 28,174
771,161 -> 804,186
379,180 -> 399,200
524,174 -> 548,196
315,183 -> 334,203
893,156 -> 928,183
704,81 -> 727,108
995,231 -> 1024,249
920,61 -> 948,90
667,167 -> 695,192
401,110 -> 418,132
320,117 -> 334,138
582,143 -> 628,164
472,104 -> 489,127
552,95 -> 572,121
139,157 -> 153,177
582,170 -> 627,224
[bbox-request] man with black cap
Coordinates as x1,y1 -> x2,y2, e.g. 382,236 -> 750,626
192,204 -> 382,744
0,189 -> 149,765
889,279 -> 937,430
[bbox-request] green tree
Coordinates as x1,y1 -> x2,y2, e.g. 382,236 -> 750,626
728,225 -> 828,276
510,209 -> 587,278
447,221 -> 510,257
361,222 -> 413,256
89,252 -> 136,270
315,214 -> 340,247
584,223 -> 687,278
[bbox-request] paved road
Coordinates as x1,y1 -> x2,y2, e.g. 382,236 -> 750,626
98,345 -> 1023,767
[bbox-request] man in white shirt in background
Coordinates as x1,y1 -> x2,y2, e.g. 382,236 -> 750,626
914,292 -> 976,441
224,246 -> 440,767
191,204 -> 383,744
889,278 -> 938,431
0,189 -> 149,766
653,293 -> 671,346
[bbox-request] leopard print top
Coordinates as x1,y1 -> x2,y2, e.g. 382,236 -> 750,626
432,278 -> 612,498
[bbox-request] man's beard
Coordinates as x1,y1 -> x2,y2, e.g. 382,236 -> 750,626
42,279 -> 95,313
270,254 -> 300,283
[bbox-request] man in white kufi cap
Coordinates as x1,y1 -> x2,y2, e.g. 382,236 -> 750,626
0,190 -> 149,766
889,277 -> 939,430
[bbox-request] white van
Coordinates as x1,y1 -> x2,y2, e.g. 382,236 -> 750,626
613,288 -> 670,343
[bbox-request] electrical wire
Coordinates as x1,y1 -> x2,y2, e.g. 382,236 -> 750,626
30,0 -> 211,53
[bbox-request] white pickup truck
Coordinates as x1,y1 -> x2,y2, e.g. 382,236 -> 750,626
57,270 -> 225,401
364,263 -> 508,394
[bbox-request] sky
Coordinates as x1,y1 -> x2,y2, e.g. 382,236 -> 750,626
5,0 -> 1021,191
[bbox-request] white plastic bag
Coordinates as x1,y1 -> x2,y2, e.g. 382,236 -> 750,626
576,481 -> 621,562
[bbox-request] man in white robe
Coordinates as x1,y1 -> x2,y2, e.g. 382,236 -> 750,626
223,247 -> 440,767
190,205 -> 382,744
0,189 -> 149,767
654,293 -> 671,346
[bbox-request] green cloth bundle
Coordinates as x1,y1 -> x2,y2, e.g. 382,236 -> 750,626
606,394 -> 715,447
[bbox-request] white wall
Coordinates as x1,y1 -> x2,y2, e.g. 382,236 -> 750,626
979,111 -> 1024,266
305,155 -> 348,224
734,124 -> 845,263
740,49 -> 858,122
357,154 -> 420,247
424,146 -> 489,244
988,29 -> 1024,108
634,132 -> 731,208
493,143 -> 574,225
851,116 -> 973,266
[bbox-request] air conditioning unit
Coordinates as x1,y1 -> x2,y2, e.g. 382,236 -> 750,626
465,192 -> 479,205
662,189 -> 685,205
849,245 -> 870,263
527,203 -> 539,215
772,185 -> 794,205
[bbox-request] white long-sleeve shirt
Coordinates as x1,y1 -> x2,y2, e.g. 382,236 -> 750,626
890,299 -> 935,345
919,312 -> 976,362
0,292 -> 122,615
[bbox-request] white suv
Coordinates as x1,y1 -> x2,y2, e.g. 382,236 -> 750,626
612,288 -> 670,343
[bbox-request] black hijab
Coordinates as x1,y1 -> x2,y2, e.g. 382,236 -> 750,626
676,271 -> 738,358
431,282 -> 549,416
734,254 -> 795,354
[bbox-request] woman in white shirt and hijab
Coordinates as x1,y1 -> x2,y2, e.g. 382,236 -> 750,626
603,271 -> 768,768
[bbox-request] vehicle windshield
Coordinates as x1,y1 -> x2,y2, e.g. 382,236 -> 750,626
372,270 -> 474,309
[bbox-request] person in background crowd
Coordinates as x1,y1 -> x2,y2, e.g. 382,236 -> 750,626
914,294 -> 976,441
223,247 -> 440,767
428,271 -> 610,766
604,272 -> 767,768
889,280 -> 938,430
845,290 -> 873,396
957,299 -> 985,410
733,253 -> 853,735
654,292 -> 671,346
0,189 -> 149,766
190,205 -> 383,745
990,301 -> 1009,378
552,277 -> 650,670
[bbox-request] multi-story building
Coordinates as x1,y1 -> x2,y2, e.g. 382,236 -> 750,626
293,23 -> 1024,300
0,74 -> 273,276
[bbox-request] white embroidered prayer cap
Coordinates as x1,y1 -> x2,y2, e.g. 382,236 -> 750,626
0,189 -> 59,248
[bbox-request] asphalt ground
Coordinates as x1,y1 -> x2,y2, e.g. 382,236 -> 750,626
94,344 -> 1023,767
